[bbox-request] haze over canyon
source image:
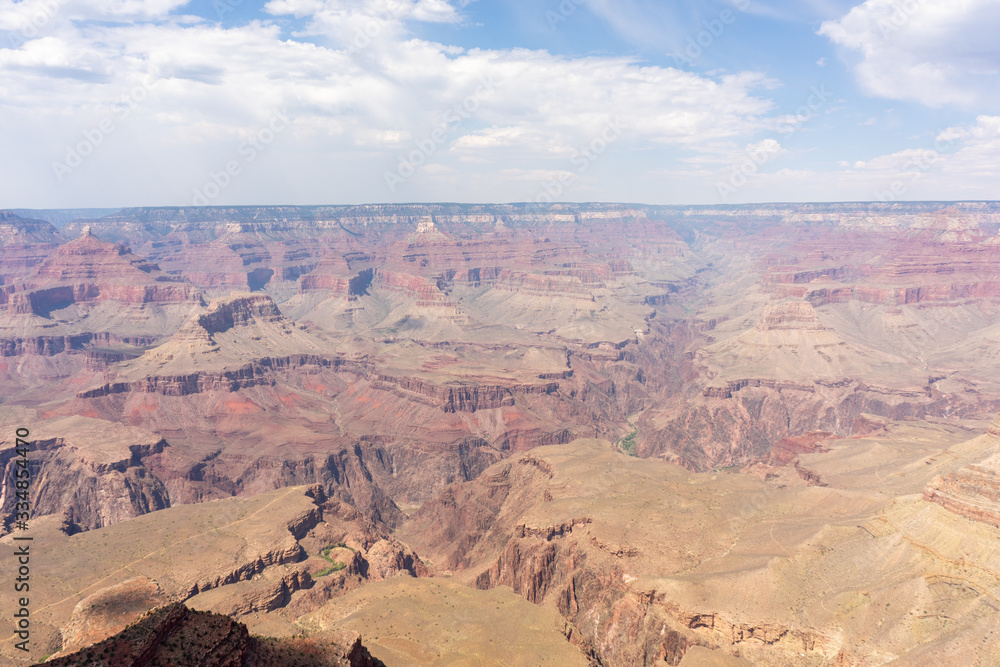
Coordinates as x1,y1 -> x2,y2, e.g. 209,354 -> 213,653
2,202 -> 1000,666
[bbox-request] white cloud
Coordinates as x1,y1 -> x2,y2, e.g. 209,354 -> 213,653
0,0 -> 190,33
0,0 -> 784,206
10,0 -> 992,207
263,0 -> 464,46
715,115 -> 1000,203
819,0 -> 1000,109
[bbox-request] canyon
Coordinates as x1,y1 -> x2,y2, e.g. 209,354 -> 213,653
2,202 -> 1000,665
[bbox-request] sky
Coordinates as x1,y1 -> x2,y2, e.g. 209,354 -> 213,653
0,0 -> 998,207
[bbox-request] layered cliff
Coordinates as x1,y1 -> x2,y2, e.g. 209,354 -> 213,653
0,416 -> 169,533
924,416 -> 1000,527
0,211 -> 66,281
0,484 -> 420,664
14,230 -> 200,307
399,431 -> 1000,666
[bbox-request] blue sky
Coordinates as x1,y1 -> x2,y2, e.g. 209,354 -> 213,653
1,0 -> 998,207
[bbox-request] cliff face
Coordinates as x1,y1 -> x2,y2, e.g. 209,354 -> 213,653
924,417 -> 1000,527
0,211 -> 65,280
15,232 -> 200,306
77,349 -> 372,399
0,484 -> 424,664
0,417 -> 169,533
9,202 -> 1000,666
399,443 -> 818,666
373,374 -> 558,413
14,203 -> 1000,526
197,293 -> 284,331
400,431 -> 1000,666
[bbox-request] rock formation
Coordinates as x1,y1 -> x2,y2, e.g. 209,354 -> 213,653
44,602 -> 384,666
925,415 -> 1000,527
5,202 -> 1000,665
400,431 -> 1000,665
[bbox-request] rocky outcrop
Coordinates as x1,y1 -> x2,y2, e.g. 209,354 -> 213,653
197,293 -> 284,332
0,211 -> 65,280
373,269 -> 457,307
188,565 -> 313,616
78,354 -> 368,398
298,261 -> 370,297
756,299 -> 826,331
0,332 -> 157,357
185,536 -> 306,599
46,603 -> 385,667
0,420 -> 170,533
60,577 -> 170,655
374,374 -> 559,413
359,538 -> 429,580
14,230 -> 200,307
494,270 -> 594,297
924,422 -> 1000,528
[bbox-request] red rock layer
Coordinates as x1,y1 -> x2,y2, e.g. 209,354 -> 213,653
762,233 -> 1000,306
1,231 -> 201,316
0,211 -> 65,280
197,293 -> 283,332
924,417 -> 1000,528
924,462 -> 1000,529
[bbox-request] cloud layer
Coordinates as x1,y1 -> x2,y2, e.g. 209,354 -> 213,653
0,0 -> 997,206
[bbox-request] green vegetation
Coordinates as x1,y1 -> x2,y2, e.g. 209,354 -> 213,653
617,429 -> 638,457
314,544 -> 349,577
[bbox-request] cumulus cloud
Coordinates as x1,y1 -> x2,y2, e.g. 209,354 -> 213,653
15,0 -> 991,207
819,0 -> 1000,109
0,0 -> 786,206
263,0 -> 463,45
